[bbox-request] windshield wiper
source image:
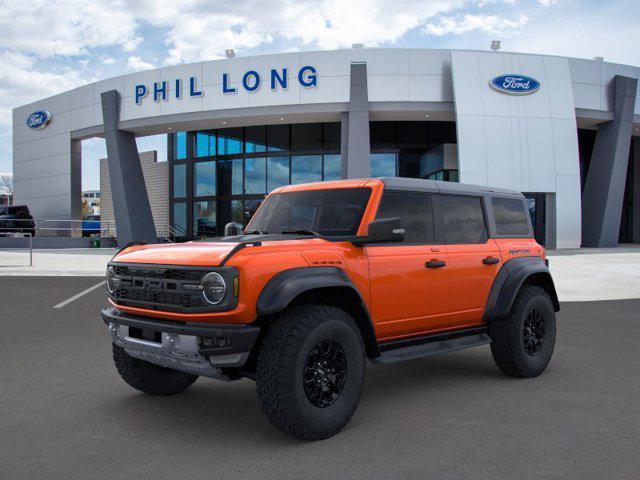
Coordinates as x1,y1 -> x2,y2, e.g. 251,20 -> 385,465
280,228 -> 321,237
245,230 -> 267,235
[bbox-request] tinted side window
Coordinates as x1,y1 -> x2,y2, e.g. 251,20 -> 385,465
440,195 -> 487,244
376,192 -> 434,243
492,197 -> 531,236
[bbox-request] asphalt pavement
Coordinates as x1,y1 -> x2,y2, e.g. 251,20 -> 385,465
1,276 -> 639,479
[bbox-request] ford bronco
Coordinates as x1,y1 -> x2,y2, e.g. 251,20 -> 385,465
102,178 -> 559,440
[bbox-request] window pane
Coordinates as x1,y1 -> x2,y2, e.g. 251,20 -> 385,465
323,123 -> 341,151
267,156 -> 290,191
247,188 -> 372,236
441,195 -> 487,244
323,154 -> 341,180
174,132 -> 187,160
492,197 -> 531,235
245,157 -> 266,194
371,153 -> 397,177
268,124 -> 289,152
194,200 -> 216,236
422,146 -> 444,177
173,202 -> 186,234
195,131 -> 215,157
397,152 -> 422,178
376,192 -> 434,243
397,121 -> 426,148
291,123 -> 322,152
217,128 -> 242,155
245,126 -> 267,153
231,200 -> 244,223
244,199 -> 263,224
194,161 -> 216,197
173,163 -> 186,198
370,122 -> 396,150
291,155 -> 322,184
217,159 -> 243,195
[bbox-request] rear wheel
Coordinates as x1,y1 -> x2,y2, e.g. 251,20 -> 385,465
256,305 -> 365,440
489,285 -> 556,378
112,345 -> 198,395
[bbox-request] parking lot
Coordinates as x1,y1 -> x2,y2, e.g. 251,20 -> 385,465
1,276 -> 639,480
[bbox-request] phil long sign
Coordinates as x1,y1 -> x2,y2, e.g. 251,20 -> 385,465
490,74 -> 540,95
134,65 -> 318,105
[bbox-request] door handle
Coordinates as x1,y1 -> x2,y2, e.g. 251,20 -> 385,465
482,256 -> 500,265
426,260 -> 446,269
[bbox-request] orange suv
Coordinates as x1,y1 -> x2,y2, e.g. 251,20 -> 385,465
102,178 -> 559,440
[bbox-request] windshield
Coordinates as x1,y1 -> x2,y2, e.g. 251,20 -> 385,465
246,188 -> 372,237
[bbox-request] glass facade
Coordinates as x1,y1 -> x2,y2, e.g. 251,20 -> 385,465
169,123 -> 341,238
369,121 -> 457,179
169,120 -> 462,239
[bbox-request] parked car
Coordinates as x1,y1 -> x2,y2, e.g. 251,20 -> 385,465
0,205 -> 35,236
82,215 -> 101,237
101,178 -> 559,440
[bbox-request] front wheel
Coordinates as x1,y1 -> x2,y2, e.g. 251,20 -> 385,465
489,285 -> 556,378
256,305 -> 365,441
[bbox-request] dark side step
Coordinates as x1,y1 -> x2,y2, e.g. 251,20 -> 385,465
372,326 -> 491,364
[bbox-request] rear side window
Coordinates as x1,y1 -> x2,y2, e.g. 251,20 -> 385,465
492,197 -> 531,236
376,191 -> 434,243
440,195 -> 487,244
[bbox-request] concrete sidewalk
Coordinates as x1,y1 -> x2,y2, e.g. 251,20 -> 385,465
1,246 -> 639,302
0,248 -> 116,276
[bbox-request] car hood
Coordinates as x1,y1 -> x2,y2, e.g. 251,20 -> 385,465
113,241 -> 240,266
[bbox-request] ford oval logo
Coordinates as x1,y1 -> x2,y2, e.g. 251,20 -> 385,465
26,110 -> 52,130
490,74 -> 540,95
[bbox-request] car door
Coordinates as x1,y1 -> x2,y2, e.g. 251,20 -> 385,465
438,194 -> 501,326
366,191 -> 451,341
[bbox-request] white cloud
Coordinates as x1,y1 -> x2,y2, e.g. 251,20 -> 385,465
425,13 -> 529,36
130,0 -> 468,64
538,0 -> 558,6
0,51 -> 85,124
508,9 -> 640,66
126,55 -> 155,72
0,0 -> 141,57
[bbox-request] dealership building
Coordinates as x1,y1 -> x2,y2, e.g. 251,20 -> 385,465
11,48 -> 640,248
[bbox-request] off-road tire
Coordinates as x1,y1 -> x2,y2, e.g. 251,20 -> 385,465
112,344 -> 198,395
256,305 -> 365,441
489,285 -> 556,378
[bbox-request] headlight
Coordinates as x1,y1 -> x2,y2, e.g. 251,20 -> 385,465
106,266 -> 115,294
201,272 -> 226,305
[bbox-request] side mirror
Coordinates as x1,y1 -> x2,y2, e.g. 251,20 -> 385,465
354,217 -> 405,245
224,222 -> 244,237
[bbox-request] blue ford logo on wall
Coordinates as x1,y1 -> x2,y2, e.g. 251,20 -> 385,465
26,110 -> 52,130
490,74 -> 540,95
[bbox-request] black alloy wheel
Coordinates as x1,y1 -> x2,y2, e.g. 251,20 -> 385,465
523,308 -> 545,356
303,340 -> 347,408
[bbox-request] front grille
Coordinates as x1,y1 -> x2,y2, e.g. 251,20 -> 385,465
111,265 -> 208,312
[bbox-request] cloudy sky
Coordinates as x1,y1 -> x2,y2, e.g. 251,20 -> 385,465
1,0 -> 639,190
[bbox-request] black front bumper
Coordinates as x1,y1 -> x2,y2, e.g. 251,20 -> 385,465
101,307 -> 260,357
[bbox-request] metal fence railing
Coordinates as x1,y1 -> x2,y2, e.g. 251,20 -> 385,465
0,218 -> 114,238
157,223 -> 188,242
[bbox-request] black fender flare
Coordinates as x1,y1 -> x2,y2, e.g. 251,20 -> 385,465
256,267 -> 380,357
483,257 -> 560,322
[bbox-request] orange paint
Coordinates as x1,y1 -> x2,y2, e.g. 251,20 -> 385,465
110,179 -> 545,343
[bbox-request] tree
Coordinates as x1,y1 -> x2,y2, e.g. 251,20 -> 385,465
82,199 -> 91,217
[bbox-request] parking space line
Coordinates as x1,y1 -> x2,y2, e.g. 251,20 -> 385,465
53,281 -> 106,309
